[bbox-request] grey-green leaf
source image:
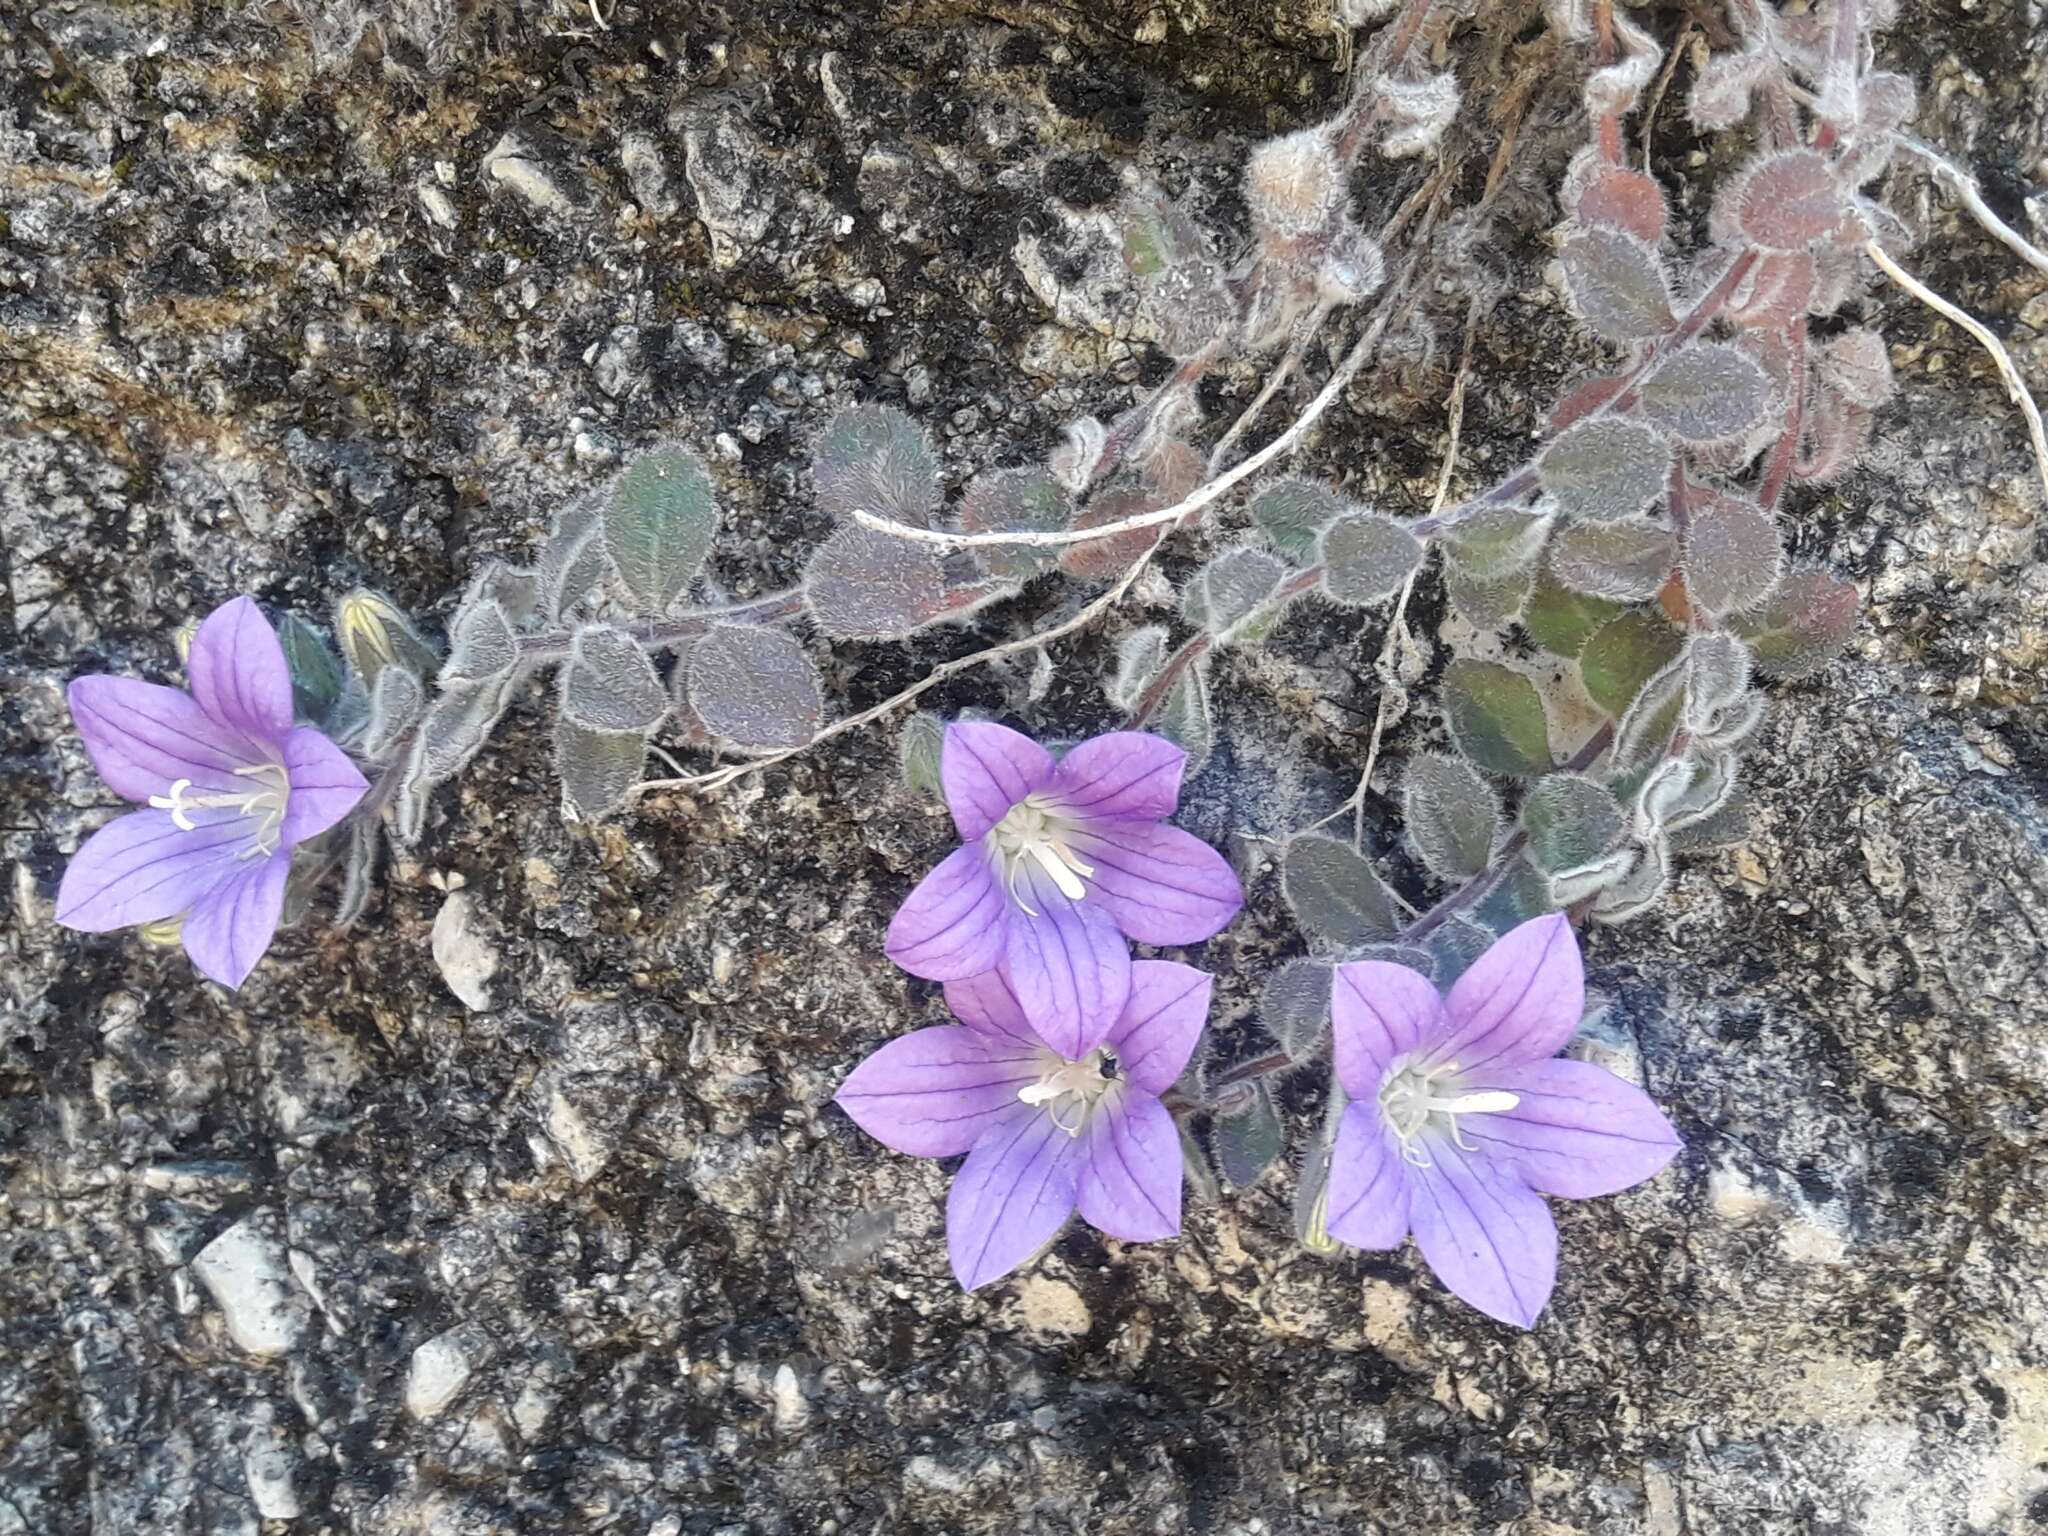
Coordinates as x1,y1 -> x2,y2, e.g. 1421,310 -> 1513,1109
1262,957 -> 1334,1064
804,525 -> 950,640
1639,342 -> 1772,443
1154,662 -> 1214,776
1538,417 -> 1673,523
1281,833 -> 1400,949
1683,491 -> 1782,615
1443,660 -> 1553,777
812,405 -> 941,528
1403,751 -> 1502,880
443,599 -> 520,686
540,498 -> 610,621
897,712 -> 946,799
1320,512 -> 1423,606
604,448 -> 717,614
561,624 -> 667,733
277,613 -> 344,723
363,664 -> 426,758
1560,227 -> 1674,343
685,624 -> 825,751
1251,478 -> 1346,563
1185,546 -> 1291,643
555,719 -> 647,822
1520,773 -> 1624,874
1213,1083 -> 1286,1190
1107,625 -> 1170,712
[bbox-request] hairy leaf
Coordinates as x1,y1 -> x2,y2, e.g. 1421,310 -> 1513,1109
812,405 -> 941,528
1551,520 -> 1678,602
1521,773 -> 1625,875
1580,610 -> 1684,716
1731,566 -> 1858,679
398,672 -> 518,842
1546,847 -> 1639,907
1403,751 -> 1503,880
363,664 -> 426,758
1523,568 -> 1627,658
1683,492 -> 1782,615
1107,625 -> 1170,712
686,625 -> 825,750
555,719 -> 647,822
1155,661 -> 1215,775
1725,150 -> 1845,253
958,467 -> 1069,582
1639,342 -> 1772,443
1610,654 -> 1688,774
1442,505 -> 1554,580
605,449 -> 716,614
1817,328 -> 1895,409
540,498 -> 609,621
1684,632 -> 1754,727
1571,162 -> 1669,244
1282,833 -> 1400,948
277,613 -> 344,723
561,624 -> 667,733
896,711 -> 946,799
1560,227 -> 1674,343
443,599 -> 520,686
1057,487 -> 1169,583
1539,417 -> 1673,523
1443,660 -> 1553,777
1472,859 -> 1554,935
1185,546 -> 1291,643
1213,1083 -> 1286,1190
1446,562 -> 1534,629
805,526 -> 951,640
1320,512 -> 1423,606
1252,479 -> 1346,564
465,560 -> 541,629
1422,915 -> 1493,985
1590,836 -> 1670,923
1262,958 -> 1334,1064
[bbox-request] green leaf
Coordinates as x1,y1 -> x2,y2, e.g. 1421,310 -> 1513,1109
1683,491 -> 1782,616
277,613 -> 344,722
1155,662 -> 1215,776
1281,833 -> 1399,949
605,449 -> 717,614
1402,751 -> 1502,880
1551,520 -> 1677,601
685,624 -> 825,750
812,405 -> 942,528
1442,506 -> 1553,580
1730,566 -> 1858,679
1421,915 -> 1492,985
957,468 -> 1069,582
1472,859 -> 1554,936
561,624 -> 667,733
1212,1083 -> 1286,1190
442,600 -> 520,686
1443,661 -> 1553,777
804,526 -> 950,640
1538,417 -> 1673,523
1560,227 -> 1674,343
1320,512 -> 1423,606
554,719 -> 647,822
1184,547 -> 1291,644
896,712 -> 946,799
1523,568 -> 1626,658
1445,561 -> 1533,630
1639,342 -> 1772,444
1520,773 -> 1625,874
1261,957 -> 1334,1064
1251,478 -> 1345,564
1579,610 -> 1684,716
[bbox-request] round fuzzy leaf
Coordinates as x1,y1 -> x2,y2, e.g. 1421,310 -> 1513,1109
1261,958 -> 1334,1064
562,624 -> 668,733
1281,834 -> 1399,949
1560,227 -> 1674,344
685,625 -> 826,751
1443,660 -> 1553,778
957,468 -> 1070,583
1572,164 -> 1669,245
1059,487 -> 1169,583
442,599 -> 520,686
1523,568 -> 1627,658
1683,632 -> 1754,727
605,450 -> 717,615
1579,609 -> 1684,716
1403,751 -> 1502,881
897,712 -> 946,799
1442,505 -> 1554,580
1683,492 -> 1782,615
1725,150 -> 1846,253
1185,547 -> 1291,643
1521,773 -> 1625,876
1551,521 -> 1678,602
1251,478 -> 1346,564
1817,328 -> 1895,410
805,526 -> 950,640
1107,625 -> 1170,712
1639,343 -> 1773,444
1211,1082 -> 1286,1191
811,405 -> 941,528
1539,418 -> 1674,523
1731,566 -> 1859,680
1445,561 -> 1533,629
555,720 -> 647,822
1320,512 -> 1423,606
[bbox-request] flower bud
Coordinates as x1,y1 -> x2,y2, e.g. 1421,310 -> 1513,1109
1244,129 -> 1343,242
335,588 -> 440,688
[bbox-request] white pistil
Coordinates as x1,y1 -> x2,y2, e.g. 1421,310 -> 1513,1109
987,795 -> 1096,915
1018,1051 -> 1116,1136
149,761 -> 292,858
1377,1058 -> 1519,1168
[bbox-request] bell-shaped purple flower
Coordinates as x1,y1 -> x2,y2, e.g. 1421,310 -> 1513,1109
883,722 -> 1242,1058
837,960 -> 1212,1291
1324,913 -> 1681,1328
56,596 -> 370,990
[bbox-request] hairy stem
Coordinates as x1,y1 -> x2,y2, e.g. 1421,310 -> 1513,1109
515,588 -> 806,661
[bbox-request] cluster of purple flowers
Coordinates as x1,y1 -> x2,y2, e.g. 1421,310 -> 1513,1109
841,724 -> 1681,1325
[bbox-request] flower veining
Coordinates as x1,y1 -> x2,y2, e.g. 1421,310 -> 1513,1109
1377,1056 -> 1520,1167
148,761 -> 292,857
987,793 -> 1096,913
1017,1048 -> 1117,1135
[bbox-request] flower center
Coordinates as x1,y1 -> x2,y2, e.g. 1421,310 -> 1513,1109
987,794 -> 1095,914
1376,1057 -> 1520,1168
149,761 -> 292,859
1017,1049 -> 1118,1136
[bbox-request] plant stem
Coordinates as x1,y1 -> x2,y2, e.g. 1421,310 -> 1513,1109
514,588 -> 806,661
1127,565 -> 1327,728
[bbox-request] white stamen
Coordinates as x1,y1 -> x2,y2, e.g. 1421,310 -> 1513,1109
988,795 -> 1096,914
1017,1050 -> 1117,1137
148,761 -> 292,858
1377,1057 -> 1519,1169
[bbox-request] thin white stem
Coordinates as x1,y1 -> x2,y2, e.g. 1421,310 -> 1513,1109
1864,240 -> 2048,505
1207,299 -> 1335,477
1894,137 -> 2048,277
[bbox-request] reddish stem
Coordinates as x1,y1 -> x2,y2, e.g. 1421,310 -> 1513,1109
1758,318 -> 1808,513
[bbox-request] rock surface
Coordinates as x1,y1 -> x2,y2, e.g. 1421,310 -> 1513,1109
3,1 -> 2047,1533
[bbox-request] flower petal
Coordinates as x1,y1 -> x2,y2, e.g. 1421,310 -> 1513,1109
187,596 -> 294,740
1428,913 -> 1584,1073
1331,961 -> 1445,1098
68,675 -> 257,802
1407,1140 -> 1558,1329
942,968 -> 1039,1045
1071,821 -> 1242,946
947,1102 -> 1084,1290
277,726 -> 369,847
999,871 -> 1131,1059
54,810 -> 251,932
1459,1058 -> 1682,1199
835,1026 -> 1048,1157
1048,732 -> 1186,822
1077,1086 -> 1182,1242
1324,1099 -> 1412,1250
1106,960 -> 1211,1094
884,845 -> 1008,981
179,852 -> 291,990
941,721 -> 1054,840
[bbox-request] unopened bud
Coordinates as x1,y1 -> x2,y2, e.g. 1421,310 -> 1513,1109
336,589 -> 440,689
1244,129 -> 1343,241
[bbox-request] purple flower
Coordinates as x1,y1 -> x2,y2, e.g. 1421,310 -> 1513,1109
837,960 -> 1212,1290
883,722 -> 1242,1058
1324,913 -> 1681,1328
56,596 -> 370,990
